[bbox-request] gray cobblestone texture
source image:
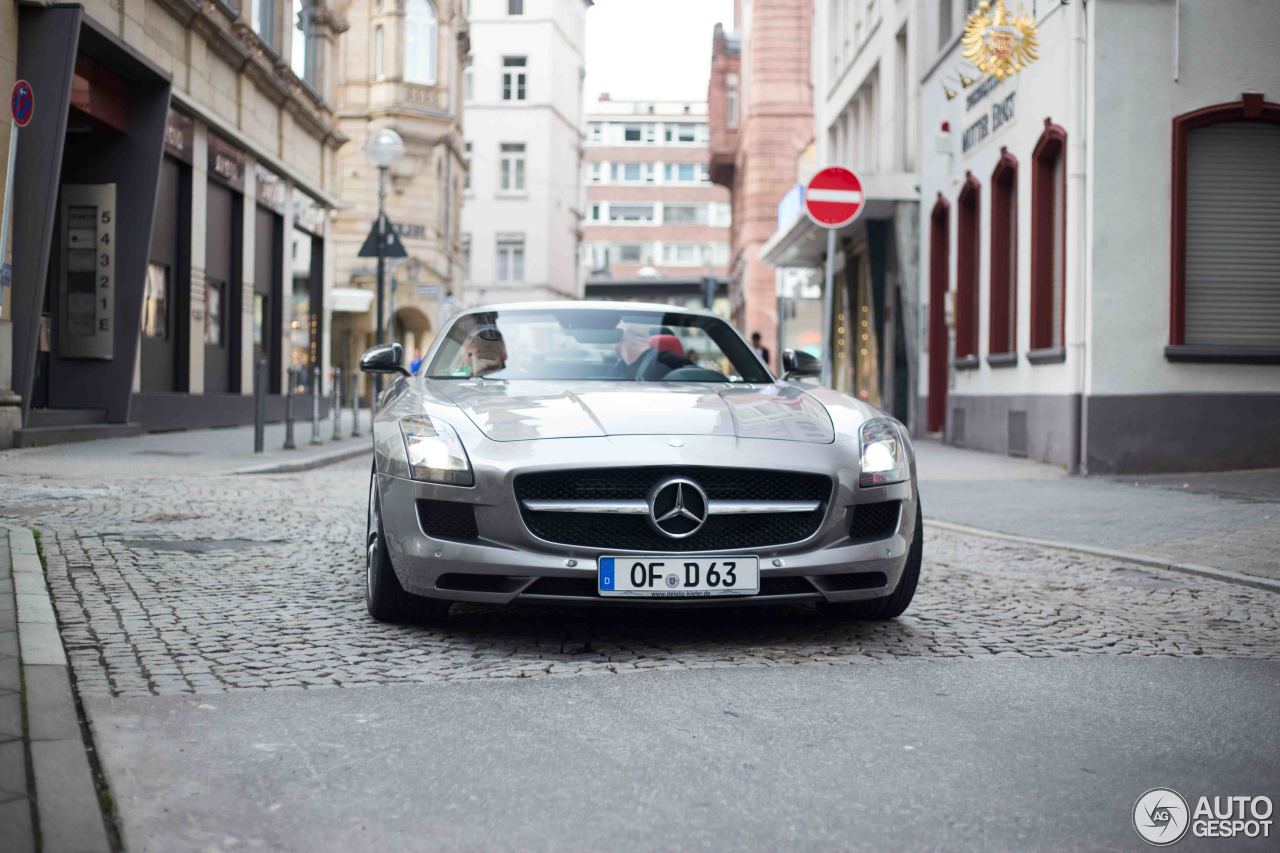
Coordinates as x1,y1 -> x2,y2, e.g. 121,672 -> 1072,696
1,458 -> 1277,700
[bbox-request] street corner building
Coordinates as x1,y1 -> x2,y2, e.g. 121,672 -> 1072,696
0,0 -> 347,447
916,0 -> 1280,474
330,0 -> 471,383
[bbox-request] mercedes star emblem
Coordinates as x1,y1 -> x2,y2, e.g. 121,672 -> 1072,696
647,477 -> 709,539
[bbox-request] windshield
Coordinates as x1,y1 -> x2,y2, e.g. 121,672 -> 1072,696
425,308 -> 772,383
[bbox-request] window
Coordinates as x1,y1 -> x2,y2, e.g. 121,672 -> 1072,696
589,203 -> 602,222
290,0 -> 318,87
616,244 -> 645,263
205,280 -> 224,346
726,73 -> 739,128
938,0 -> 953,50
496,236 -> 525,281
663,204 -> 704,224
588,122 -> 602,142
499,143 -> 526,192
664,124 -> 698,143
502,56 -> 527,101
252,0 -> 278,51
663,162 -> 706,183
463,56 -> 473,100
404,0 -> 438,85
663,244 -> 706,265
589,162 -> 603,183
1170,96 -> 1280,356
507,0 -> 523,13
622,124 -> 654,143
373,25 -> 385,79
955,174 -> 980,361
461,234 -> 471,282
463,141 -> 472,190
142,264 -> 169,339
611,162 -> 653,183
927,196 -> 950,433
1030,121 -> 1067,352
609,204 -> 655,223
989,151 -> 1018,357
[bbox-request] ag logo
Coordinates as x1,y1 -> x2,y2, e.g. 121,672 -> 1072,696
1134,788 -> 1190,846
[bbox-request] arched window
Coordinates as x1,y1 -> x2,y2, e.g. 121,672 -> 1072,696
1169,94 -> 1280,359
989,149 -> 1018,359
373,25 -> 385,79
955,173 -> 981,362
927,196 -> 950,433
404,0 -> 438,86
1030,120 -> 1066,354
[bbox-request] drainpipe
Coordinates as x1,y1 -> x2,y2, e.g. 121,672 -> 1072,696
1071,0 -> 1090,474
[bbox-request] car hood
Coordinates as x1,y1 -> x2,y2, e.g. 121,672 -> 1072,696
436,381 -> 835,443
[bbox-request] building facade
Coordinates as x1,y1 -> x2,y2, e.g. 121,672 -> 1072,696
919,0 -> 1280,473
706,0 -> 812,371
460,0 -> 589,306
330,0 -> 468,376
581,97 -> 731,313
759,0 -> 920,426
1,0 -> 346,446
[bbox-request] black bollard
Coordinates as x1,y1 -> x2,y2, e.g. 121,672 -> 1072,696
253,358 -> 267,453
284,366 -> 298,450
332,367 -> 343,441
310,366 -> 322,445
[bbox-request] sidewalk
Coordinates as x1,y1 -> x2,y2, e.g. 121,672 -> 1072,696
0,410 -> 372,479
915,440 -> 1280,585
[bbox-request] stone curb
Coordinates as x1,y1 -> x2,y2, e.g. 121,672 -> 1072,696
924,518 -> 1280,594
231,443 -> 370,476
4,526 -> 112,853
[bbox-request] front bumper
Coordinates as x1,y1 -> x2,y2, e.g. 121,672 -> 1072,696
376,435 -> 917,607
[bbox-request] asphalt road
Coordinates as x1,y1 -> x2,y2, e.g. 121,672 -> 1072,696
89,657 -> 1279,851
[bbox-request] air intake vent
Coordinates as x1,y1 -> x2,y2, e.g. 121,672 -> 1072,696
849,500 -> 901,543
417,500 -> 479,541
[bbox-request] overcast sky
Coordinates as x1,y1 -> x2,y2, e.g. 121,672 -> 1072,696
583,0 -> 736,106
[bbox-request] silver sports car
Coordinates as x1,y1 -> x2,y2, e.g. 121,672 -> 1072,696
359,302 -> 921,623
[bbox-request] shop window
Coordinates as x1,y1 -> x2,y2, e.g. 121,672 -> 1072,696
497,236 -> 525,282
1030,120 -> 1066,353
142,264 -> 169,339
404,0 -> 438,85
955,174 -> 980,361
205,280 -> 224,346
502,56 -> 527,101
253,293 -> 269,349
499,143 -> 526,192
1169,95 -> 1280,357
989,150 -> 1018,357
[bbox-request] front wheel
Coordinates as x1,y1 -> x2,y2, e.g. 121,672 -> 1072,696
818,501 -> 923,621
366,469 -> 451,623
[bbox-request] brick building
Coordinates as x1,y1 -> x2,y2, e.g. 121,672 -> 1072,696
706,0 -> 812,370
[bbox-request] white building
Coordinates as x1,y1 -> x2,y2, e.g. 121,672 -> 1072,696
759,0 -> 920,425
918,1 -> 1280,473
461,0 -> 591,304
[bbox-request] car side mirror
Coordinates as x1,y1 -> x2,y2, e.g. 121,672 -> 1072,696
782,348 -> 821,379
360,342 -> 410,376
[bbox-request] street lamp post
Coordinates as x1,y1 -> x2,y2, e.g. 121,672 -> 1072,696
364,128 -> 406,391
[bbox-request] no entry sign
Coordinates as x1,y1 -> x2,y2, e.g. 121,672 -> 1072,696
804,166 -> 864,229
11,80 -> 33,127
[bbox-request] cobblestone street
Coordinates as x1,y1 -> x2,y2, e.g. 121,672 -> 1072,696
3,457 -> 1277,700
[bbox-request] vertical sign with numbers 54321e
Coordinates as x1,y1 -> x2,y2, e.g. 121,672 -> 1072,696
59,184 -> 116,359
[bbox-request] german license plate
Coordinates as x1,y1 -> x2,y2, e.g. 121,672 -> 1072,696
597,556 -> 760,597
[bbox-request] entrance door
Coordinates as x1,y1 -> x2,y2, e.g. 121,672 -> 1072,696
141,157 -> 182,391
204,181 -> 240,393
927,198 -> 950,433
254,206 -> 283,393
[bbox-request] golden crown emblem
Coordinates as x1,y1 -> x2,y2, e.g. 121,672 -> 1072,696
962,1 -> 1040,80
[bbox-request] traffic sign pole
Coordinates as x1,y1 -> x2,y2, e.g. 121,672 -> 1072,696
2,81 -> 33,318
803,166 -> 865,390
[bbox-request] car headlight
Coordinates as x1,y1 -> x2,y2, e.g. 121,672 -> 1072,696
399,415 -> 474,486
859,418 -> 910,487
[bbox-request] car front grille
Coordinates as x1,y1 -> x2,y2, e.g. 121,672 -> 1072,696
514,467 -> 832,552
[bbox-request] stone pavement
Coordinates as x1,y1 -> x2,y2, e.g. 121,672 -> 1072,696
0,408 -> 370,480
916,440 -> 1280,583
0,458 -> 1274,701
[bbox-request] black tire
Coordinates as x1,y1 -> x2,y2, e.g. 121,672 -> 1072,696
818,501 -> 923,621
366,468 -> 451,624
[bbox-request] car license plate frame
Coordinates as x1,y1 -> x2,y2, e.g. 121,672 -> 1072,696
597,556 -> 760,597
